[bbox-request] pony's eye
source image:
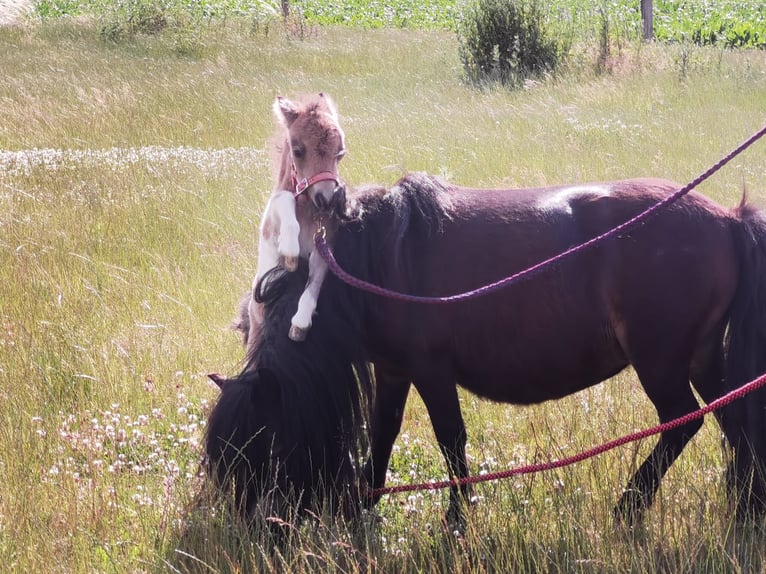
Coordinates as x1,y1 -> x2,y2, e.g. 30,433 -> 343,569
336,149 -> 347,160
292,144 -> 305,160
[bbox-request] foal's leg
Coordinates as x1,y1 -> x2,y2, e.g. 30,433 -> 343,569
363,367 -> 411,507
289,249 -> 327,341
248,227 -> 280,351
249,191 -> 301,348
615,362 -> 702,525
414,374 -> 473,529
268,190 -> 300,272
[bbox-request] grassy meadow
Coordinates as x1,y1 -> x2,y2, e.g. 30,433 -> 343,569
2,11 -> 766,573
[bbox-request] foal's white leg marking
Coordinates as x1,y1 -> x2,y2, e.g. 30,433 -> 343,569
248,231 -> 278,348
248,190 -> 298,349
270,190 -> 300,272
289,248 -> 328,341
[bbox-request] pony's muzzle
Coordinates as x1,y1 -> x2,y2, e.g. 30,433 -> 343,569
331,183 -> 346,210
313,182 -> 346,212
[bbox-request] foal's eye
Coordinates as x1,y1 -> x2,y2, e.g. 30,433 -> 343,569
336,149 -> 347,160
292,145 -> 305,160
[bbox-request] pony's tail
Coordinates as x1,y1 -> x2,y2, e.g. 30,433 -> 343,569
723,196 -> 766,515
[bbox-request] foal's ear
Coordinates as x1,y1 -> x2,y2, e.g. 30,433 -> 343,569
274,96 -> 299,127
318,92 -> 339,122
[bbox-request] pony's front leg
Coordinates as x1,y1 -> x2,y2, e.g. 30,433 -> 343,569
289,249 -> 327,341
270,190 -> 300,272
363,367 -> 412,507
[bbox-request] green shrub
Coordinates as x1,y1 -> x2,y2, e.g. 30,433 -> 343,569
457,0 -> 568,88
97,0 -> 169,42
33,0 -> 281,46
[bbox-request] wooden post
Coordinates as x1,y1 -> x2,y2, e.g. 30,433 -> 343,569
641,0 -> 653,41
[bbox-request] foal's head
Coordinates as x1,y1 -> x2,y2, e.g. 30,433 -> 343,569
273,93 -> 347,212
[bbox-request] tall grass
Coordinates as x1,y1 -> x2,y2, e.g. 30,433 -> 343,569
1,19 -> 766,572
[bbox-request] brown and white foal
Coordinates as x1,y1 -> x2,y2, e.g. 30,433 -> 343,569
249,93 -> 347,346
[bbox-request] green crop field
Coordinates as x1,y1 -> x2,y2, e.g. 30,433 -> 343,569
1,3 -> 766,572
32,0 -> 766,47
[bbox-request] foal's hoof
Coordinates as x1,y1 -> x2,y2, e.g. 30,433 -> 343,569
282,256 -> 299,272
289,325 -> 308,341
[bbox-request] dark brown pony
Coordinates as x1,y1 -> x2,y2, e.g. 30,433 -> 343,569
206,262 -> 371,521
206,173 -> 766,526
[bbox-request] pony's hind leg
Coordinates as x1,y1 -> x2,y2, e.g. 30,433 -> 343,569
689,326 -> 727,426
412,371 -> 473,531
615,361 -> 702,525
690,326 -> 762,518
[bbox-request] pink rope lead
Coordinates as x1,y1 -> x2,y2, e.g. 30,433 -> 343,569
371,372 -> 766,497
317,123 -> 766,304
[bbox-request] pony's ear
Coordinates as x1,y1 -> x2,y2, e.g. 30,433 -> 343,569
207,372 -> 228,390
254,367 -> 282,406
274,96 -> 299,127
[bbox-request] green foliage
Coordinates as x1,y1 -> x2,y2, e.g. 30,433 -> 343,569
33,0 -> 282,48
654,0 -> 766,49
97,0 -> 169,42
30,0 -> 766,51
294,0 -> 460,29
33,0 -> 82,18
457,0 -> 568,88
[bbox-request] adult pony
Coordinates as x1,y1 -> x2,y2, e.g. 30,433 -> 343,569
247,93 -> 346,346
207,173 -> 766,526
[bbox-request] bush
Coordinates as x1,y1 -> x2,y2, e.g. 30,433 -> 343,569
98,0 -> 169,42
32,0 -> 281,47
457,0 -> 568,88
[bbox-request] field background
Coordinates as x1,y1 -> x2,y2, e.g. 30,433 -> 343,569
1,2 -> 766,572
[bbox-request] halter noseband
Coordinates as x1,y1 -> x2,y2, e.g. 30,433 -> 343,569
290,161 -> 339,198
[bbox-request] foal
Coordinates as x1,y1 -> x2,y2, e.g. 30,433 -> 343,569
249,93 -> 347,346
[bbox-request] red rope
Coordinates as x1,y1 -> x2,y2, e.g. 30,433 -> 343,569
317,123 -> 766,303
372,372 -> 766,497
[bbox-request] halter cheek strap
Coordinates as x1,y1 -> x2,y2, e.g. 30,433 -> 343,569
290,161 -> 339,197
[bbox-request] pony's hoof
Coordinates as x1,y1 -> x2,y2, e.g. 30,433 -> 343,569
282,256 -> 299,272
289,325 -> 308,341
613,489 -> 648,527
443,508 -> 467,537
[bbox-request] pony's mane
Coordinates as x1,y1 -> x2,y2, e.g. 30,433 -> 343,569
335,172 -> 454,290
347,172 -> 452,230
208,260 -> 371,512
